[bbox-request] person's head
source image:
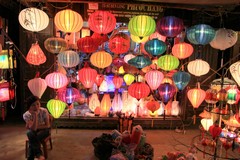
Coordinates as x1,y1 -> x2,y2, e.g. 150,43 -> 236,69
26,95 -> 41,111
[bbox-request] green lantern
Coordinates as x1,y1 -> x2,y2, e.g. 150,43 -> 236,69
47,99 -> 66,118
157,55 -> 179,71
128,15 -> 156,38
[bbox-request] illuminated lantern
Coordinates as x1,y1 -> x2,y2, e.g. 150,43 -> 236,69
0,82 -> 15,102
57,50 -> 79,68
54,9 -> 83,33
123,74 -> 135,86
77,36 -> 98,54
26,42 -> 46,66
45,72 -> 68,89
230,61 -> 240,87
128,55 -> 151,69
217,88 -> 227,103
128,15 -> 156,38
91,33 -> 109,45
128,82 -> 150,100
201,118 -> 213,131
149,31 -> 166,42
57,86 -> 80,105
89,93 -> 100,112
112,57 -> 125,68
145,70 -> 164,90
172,71 -> 191,91
90,51 -> 112,69
28,77 -> 47,98
156,16 -> 184,38
186,24 -> 216,45
113,75 -> 123,89
209,124 -> 222,140
124,54 -> 136,63
0,51 -> 9,69
187,59 -> 210,77
78,65 -> 97,89
99,79 -> 108,92
222,115 -> 240,128
47,99 -> 66,118
146,100 -> 160,113
112,93 -> 123,112
130,34 -> 149,43
158,83 -> 176,104
95,74 -> 104,87
88,10 -> 116,35
157,55 -> 179,71
187,83 -> 206,108
162,77 -> 173,84
44,37 -> 67,54
210,28 -> 238,50
144,39 -> 167,57
100,93 -> 112,116
18,7 -> 49,32
205,88 -> 218,104
109,33 -> 130,54
227,88 -> 237,104
172,42 -> 193,59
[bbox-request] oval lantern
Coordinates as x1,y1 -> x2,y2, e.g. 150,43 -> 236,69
172,71 -> 191,91
156,16 -> 184,38
57,50 -> 80,68
109,33 -> 130,54
89,93 -> 101,112
26,42 -> 46,66
100,93 -> 112,116
88,10 -> 116,34
0,82 -> 15,102
128,55 -> 152,69
144,39 -> 167,57
77,36 -> 98,54
113,75 -> 123,89
47,99 -> 66,119
54,9 -> 83,33
210,28 -> 238,51
158,83 -> 176,104
95,74 -> 105,87
18,7 -> 49,32
45,72 -> 68,89
78,65 -> 97,89
187,59 -> 210,77
146,100 -> 160,113
145,70 -> 164,90
44,37 -> 67,54
172,42 -> 193,59
123,74 -> 135,86
128,15 -> 156,38
157,54 -> 179,71
230,61 -> 240,87
28,77 -> 47,98
187,83 -> 206,108
90,51 -> 112,69
128,82 -> 150,100
201,118 -> 213,131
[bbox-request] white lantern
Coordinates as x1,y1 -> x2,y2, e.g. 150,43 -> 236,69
112,93 -> 123,112
89,93 -> 100,112
57,50 -> 80,68
187,59 -> 210,77
230,61 -> 240,87
201,118 -> 213,131
27,77 -> 47,98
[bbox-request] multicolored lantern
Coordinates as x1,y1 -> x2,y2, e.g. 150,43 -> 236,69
90,51 -> 112,69
27,77 -> 47,98
47,99 -> 66,118
158,83 -> 176,104
187,83 -> 206,108
128,82 -> 150,100
45,72 -> 68,89
26,42 -> 46,66
57,50 -> 80,68
44,37 -> 67,54
157,55 -> 179,71
77,36 -> 98,54
109,33 -> 130,54
78,65 -> 97,89
187,59 -> 210,77
128,55 -> 152,69
230,61 -> 240,87
172,42 -> 193,59
0,82 -> 15,102
145,70 -> 164,90
172,71 -> 191,91
0,51 -> 9,69
123,74 -> 135,86
144,39 -> 167,57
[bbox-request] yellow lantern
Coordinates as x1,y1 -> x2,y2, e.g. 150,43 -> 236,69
47,99 -> 66,118
123,74 -> 135,86
100,94 -> 112,117
187,83 -> 206,108
130,34 -> 149,43
90,51 -> 112,69
0,51 -> 9,69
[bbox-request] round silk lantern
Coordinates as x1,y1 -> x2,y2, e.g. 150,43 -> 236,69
100,93 -> 112,116
172,71 -> 191,91
44,37 -> 67,54
0,82 -> 15,102
78,65 -> 97,89
95,74 -> 104,87
145,70 -> 164,90
77,36 -> 98,54
26,42 -> 46,66
186,24 -> 216,45
128,82 -> 150,100
57,50 -> 80,68
128,55 -> 152,69
90,51 -> 112,69
123,74 -> 135,86
47,99 -> 66,118
57,86 -> 80,105
128,15 -> 156,38
187,83 -> 206,108
109,32 -> 130,54
18,7 -> 49,32
230,61 -> 240,87
156,16 -> 184,38
130,34 -> 149,43
210,28 -> 238,51
172,42 -> 193,59
201,118 -> 213,131
54,9 -> 83,33
187,59 -> 210,77
146,100 -> 160,113
45,72 -> 68,89
91,33 -> 109,45
158,83 -> 176,104
28,77 -> 47,98
144,39 -> 167,57
205,88 -> 218,104
88,10 -> 116,35
113,75 -> 123,89
157,54 -> 179,71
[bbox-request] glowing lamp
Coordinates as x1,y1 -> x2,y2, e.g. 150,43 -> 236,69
47,99 -> 66,118
172,42 -> 193,59
27,77 -> 47,98
44,37 -> 67,54
230,61 -> 240,87
128,55 -> 151,69
128,82 -> 150,100
172,71 -> 191,91
26,42 -> 46,66
113,75 -> 123,89
89,93 -> 100,112
146,100 -> 160,113
100,93 -> 112,116
144,39 -> 167,57
112,93 -> 123,112
109,32 -> 130,54
77,36 -> 98,54
149,31 -> 166,42
201,118 -> 213,131
90,51 -> 112,69
0,50 -> 9,69
78,65 -> 97,89
45,72 -> 68,89
145,70 -> 164,90
205,88 -> 218,104
158,83 -> 176,104
57,86 -> 80,105
187,83 -> 206,108
123,74 -> 135,86
91,33 -> 109,45
187,59 -> 210,77
95,74 -> 104,87
57,50 -> 80,68
0,82 -> 14,102
157,55 -> 179,71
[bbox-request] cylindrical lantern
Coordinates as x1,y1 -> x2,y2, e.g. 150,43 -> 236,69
187,83 -> 206,108
145,70 -> 164,90
26,42 -> 46,66
44,37 -> 67,54
0,82 -> 15,102
28,77 -> 47,98
100,93 -> 112,116
144,39 -> 167,57
113,75 -> 123,89
45,72 -> 68,89
57,50 -> 80,68
47,99 -> 66,118
172,42 -> 193,59
54,9 -> 83,33
109,33 -> 130,54
90,51 -> 112,69
230,61 -> 240,87
172,71 -> 191,91
77,36 -> 98,54
157,55 -> 179,71
88,10 -> 116,35
187,59 -> 210,77
128,55 -> 152,69
158,83 -> 176,104
18,7 -> 49,32
123,74 -> 135,86
128,82 -> 150,100
78,65 -> 97,89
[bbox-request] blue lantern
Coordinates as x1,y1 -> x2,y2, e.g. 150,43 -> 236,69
158,83 -> 176,104
144,39 -> 167,57
128,55 -> 152,69
173,71 -> 191,91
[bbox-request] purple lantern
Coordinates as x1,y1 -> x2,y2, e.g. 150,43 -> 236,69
58,86 -> 80,105
158,83 -> 176,104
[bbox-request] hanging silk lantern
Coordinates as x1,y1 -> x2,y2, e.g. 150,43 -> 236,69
146,100 -> 160,113
172,71 -> 191,91
28,77 -> 47,98
128,55 -> 151,69
210,28 -> 238,50
44,37 -> 67,54
156,16 -> 184,38
0,82 -> 15,102
145,70 -> 164,90
100,93 -> 112,116
144,39 -> 167,57
187,59 -> 210,77
77,36 -> 98,54
205,88 -> 218,104
112,57 -> 125,68
186,24 -> 216,45
45,72 -> 68,89
187,83 -> 206,108
78,64 -> 97,89
57,50 -> 80,68
26,42 -> 46,66
128,82 -> 150,100
90,51 -> 112,69
54,9 -> 83,33
227,88 -> 237,104
123,74 -> 135,86
89,93 -> 101,112
18,7 -> 49,32
91,32 -> 109,45
0,51 -> 9,69
95,74 -> 104,87
88,10 -> 116,34
57,86 -> 80,105
47,99 -> 66,118
149,31 -> 166,42
113,75 -> 123,89
157,54 -> 179,71
230,61 -> 240,87
130,34 -> 149,43
109,32 -> 130,54
201,118 -> 213,131
112,93 -> 123,112
158,83 -> 176,104
128,15 -> 156,38
172,42 -> 193,59
209,124 -> 222,140
99,79 -> 108,92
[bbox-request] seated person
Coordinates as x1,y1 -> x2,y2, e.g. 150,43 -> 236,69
23,95 -> 50,160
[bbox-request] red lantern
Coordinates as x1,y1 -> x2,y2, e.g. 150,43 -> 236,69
128,82 -> 150,100
209,124 -> 222,140
45,72 -> 68,89
78,64 -> 97,89
109,33 -> 130,54
112,57 -> 125,68
145,70 -> 164,90
91,33 -> 109,45
172,42 -> 193,59
113,75 -> 123,89
0,82 -> 14,102
95,74 -> 104,87
146,100 -> 160,113
26,42 -> 46,66
77,36 -> 98,54
187,83 -> 206,108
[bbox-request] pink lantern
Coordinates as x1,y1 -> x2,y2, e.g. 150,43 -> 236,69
145,70 -> 164,90
172,42 -> 193,59
149,31 -> 166,42
78,64 -> 97,89
113,75 -> 123,89
128,82 -> 150,100
28,76 -> 47,98
45,72 -> 68,89
187,83 -> 206,108
77,36 -> 98,54
57,86 -> 80,105
0,82 -> 15,102
26,42 -> 46,65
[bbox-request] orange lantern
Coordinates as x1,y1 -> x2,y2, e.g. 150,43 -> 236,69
77,36 -> 98,54
113,75 -> 123,89
90,51 -> 112,69
109,33 -> 130,54
128,82 -> 150,100
146,100 -> 160,113
45,72 -> 68,89
26,42 -> 46,66
78,64 -> 97,89
100,93 -> 112,116
187,59 -> 210,77
172,42 -> 193,59
145,70 -> 164,90
28,76 -> 47,99
187,83 -> 206,108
